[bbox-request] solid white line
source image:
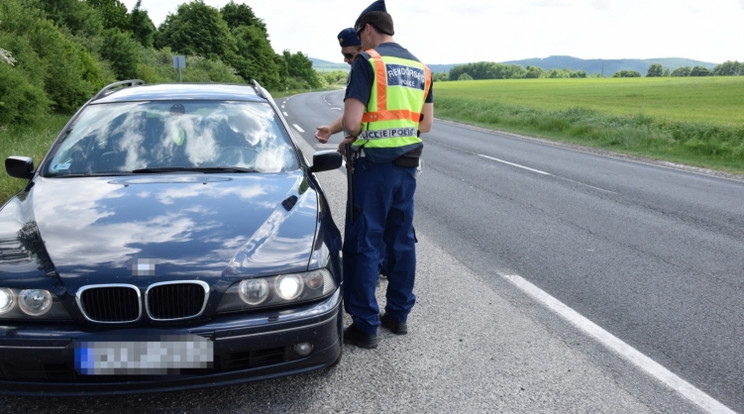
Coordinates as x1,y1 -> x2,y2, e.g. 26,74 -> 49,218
293,124 -> 305,133
502,274 -> 736,414
477,154 -> 551,175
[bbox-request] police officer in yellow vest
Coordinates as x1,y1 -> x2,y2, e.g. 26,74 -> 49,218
341,0 -> 433,349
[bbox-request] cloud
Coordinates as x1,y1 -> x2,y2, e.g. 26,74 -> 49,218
588,0 -> 614,10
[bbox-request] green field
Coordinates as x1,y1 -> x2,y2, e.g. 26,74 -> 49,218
434,77 -> 744,174
436,77 -> 744,126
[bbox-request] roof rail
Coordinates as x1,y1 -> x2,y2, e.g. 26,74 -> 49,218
251,79 -> 268,100
92,79 -> 145,101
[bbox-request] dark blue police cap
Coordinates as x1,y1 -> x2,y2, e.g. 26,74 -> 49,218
358,0 -> 387,18
355,0 -> 393,35
338,27 -> 361,47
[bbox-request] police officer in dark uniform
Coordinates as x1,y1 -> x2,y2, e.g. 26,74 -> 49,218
341,0 -> 434,349
315,28 -> 362,144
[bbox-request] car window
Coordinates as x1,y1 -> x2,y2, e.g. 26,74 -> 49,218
43,101 -> 298,176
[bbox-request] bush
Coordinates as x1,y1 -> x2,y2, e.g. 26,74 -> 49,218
41,34 -> 103,113
0,64 -> 51,126
180,55 -> 244,83
100,28 -> 141,80
138,47 -> 179,83
4,4 -> 104,114
612,70 -> 642,78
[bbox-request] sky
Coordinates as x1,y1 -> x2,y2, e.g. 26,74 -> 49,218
121,0 -> 744,65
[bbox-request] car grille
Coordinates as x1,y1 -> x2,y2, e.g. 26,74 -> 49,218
77,284 -> 141,323
146,281 -> 209,321
77,282 -> 209,323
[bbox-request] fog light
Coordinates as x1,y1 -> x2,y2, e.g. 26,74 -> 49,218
238,279 -> 270,305
293,342 -> 314,356
0,288 -> 15,314
275,274 -> 303,300
18,289 -> 52,316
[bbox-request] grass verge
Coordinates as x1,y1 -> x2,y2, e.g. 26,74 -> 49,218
435,78 -> 744,176
0,114 -> 68,202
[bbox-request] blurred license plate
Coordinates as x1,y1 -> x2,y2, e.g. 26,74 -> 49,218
74,335 -> 213,375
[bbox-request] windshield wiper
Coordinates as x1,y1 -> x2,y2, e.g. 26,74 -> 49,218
131,166 -> 257,174
46,172 -> 132,178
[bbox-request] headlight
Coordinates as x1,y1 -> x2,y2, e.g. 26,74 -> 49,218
0,288 -> 15,314
0,287 -> 71,319
275,274 -> 303,300
217,269 -> 337,313
18,289 -> 53,316
238,279 -> 269,305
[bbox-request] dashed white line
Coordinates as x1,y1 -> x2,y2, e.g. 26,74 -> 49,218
293,124 -> 305,133
477,153 -> 616,193
477,153 -> 551,175
503,273 -> 736,414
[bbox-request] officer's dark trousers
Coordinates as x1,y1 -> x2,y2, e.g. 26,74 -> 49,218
343,158 -> 417,336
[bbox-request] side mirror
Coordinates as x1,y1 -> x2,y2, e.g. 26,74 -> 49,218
310,150 -> 342,173
5,156 -> 34,179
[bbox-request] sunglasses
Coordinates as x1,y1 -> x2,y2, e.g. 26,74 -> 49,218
343,52 -> 355,60
355,25 -> 365,39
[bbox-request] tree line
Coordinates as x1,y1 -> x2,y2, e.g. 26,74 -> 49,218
643,61 -> 744,77
0,0 -> 322,127
444,62 -> 587,81
444,61 -> 744,81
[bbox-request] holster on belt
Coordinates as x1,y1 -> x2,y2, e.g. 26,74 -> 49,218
393,146 -> 422,168
393,156 -> 419,167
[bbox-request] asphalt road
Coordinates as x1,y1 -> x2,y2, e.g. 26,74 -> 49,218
283,90 -> 743,413
2,90 -> 740,413
408,110 -> 744,413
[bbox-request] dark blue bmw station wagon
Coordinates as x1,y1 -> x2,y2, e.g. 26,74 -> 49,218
0,80 -> 343,395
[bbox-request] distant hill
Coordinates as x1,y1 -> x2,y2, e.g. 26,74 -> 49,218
500,55 -> 718,76
311,56 -> 719,77
311,59 -> 349,73
310,58 -> 452,73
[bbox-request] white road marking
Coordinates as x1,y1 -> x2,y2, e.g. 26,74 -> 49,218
293,124 -> 305,133
558,176 -> 617,194
477,154 -> 551,175
477,153 -> 616,193
503,273 -> 736,414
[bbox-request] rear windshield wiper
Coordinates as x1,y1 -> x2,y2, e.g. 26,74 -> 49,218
131,166 -> 257,173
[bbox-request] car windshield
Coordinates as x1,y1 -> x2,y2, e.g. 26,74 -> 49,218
42,100 -> 298,177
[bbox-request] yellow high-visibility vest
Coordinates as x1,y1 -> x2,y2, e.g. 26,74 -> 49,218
353,48 -> 432,153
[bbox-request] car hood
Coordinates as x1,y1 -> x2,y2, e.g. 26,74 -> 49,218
0,172 -> 321,289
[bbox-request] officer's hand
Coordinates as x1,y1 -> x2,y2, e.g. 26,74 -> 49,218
338,135 -> 355,154
315,126 -> 331,143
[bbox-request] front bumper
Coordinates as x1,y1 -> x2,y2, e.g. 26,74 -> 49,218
0,290 -> 342,396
